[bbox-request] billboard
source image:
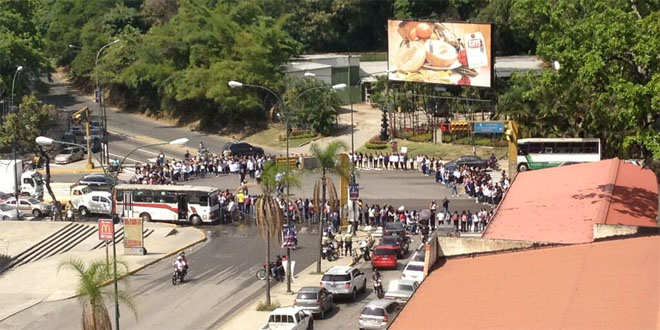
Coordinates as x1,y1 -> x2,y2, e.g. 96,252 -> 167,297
123,218 -> 143,248
387,20 -> 493,88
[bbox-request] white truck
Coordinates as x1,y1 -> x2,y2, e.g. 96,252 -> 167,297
71,190 -> 112,217
0,160 -> 44,198
261,307 -> 313,330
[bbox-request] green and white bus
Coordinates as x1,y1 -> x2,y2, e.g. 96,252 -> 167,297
516,138 -> 601,171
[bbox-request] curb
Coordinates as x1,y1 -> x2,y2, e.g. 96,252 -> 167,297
99,225 -> 208,288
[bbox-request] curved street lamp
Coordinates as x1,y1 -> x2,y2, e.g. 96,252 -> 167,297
11,65 -> 24,219
95,39 -> 121,166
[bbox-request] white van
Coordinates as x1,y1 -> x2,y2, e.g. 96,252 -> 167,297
71,191 -> 112,217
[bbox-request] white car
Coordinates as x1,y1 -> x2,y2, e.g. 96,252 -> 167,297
55,146 -> 85,164
3,197 -> 51,217
320,266 -> 367,301
71,191 -> 112,217
384,279 -> 418,303
401,261 -> 426,285
261,306 -> 313,330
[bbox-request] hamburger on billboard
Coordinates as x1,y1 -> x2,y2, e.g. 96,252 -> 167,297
388,20 -> 493,88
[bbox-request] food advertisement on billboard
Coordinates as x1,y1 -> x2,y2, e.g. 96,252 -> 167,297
388,20 -> 492,88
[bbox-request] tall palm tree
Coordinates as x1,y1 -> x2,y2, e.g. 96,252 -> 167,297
255,160 -> 299,306
309,141 -> 351,273
58,258 -> 137,330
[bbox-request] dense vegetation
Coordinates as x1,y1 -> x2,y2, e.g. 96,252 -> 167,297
0,0 -> 657,159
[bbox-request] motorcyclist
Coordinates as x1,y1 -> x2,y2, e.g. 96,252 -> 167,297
372,267 -> 382,283
174,256 -> 186,280
179,251 -> 189,271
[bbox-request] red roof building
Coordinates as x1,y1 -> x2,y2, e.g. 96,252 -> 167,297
389,236 -> 660,330
483,158 -> 658,244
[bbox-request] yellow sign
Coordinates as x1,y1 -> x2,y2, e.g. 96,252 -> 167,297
123,218 -> 143,248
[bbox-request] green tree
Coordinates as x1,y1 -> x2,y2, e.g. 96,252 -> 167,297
498,0 -> 659,159
58,258 -> 137,330
309,141 -> 350,273
254,160 -> 299,306
283,77 -> 341,136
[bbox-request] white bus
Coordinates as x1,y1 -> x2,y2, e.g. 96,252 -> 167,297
516,138 -> 601,171
114,184 -> 220,225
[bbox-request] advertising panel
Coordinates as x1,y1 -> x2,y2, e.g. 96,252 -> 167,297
98,219 -> 114,241
123,218 -> 143,248
473,122 -> 505,133
388,20 -> 493,87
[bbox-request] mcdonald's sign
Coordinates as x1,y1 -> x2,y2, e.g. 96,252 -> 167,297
98,219 -> 114,241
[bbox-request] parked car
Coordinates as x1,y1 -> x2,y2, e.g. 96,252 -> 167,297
260,307 -> 313,330
401,261 -> 426,285
293,286 -> 335,319
2,197 -> 51,217
0,192 -> 13,203
371,245 -> 398,269
384,279 -> 418,303
0,203 -> 21,220
55,146 -> 85,164
444,155 -> 488,172
411,249 -> 426,263
68,126 -> 84,137
71,191 -> 112,217
358,299 -> 401,329
76,174 -> 117,187
379,235 -> 408,258
223,141 -> 264,156
320,266 -> 367,301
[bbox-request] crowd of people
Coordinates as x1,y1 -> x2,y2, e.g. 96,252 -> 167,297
129,150 -> 273,185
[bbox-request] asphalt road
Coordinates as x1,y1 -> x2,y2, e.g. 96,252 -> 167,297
314,235 -> 422,330
1,223 -> 321,330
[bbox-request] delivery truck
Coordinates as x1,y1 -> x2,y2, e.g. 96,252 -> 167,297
0,159 -> 44,198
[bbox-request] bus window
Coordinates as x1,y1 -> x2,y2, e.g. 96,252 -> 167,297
517,144 -> 529,155
133,190 -> 153,203
116,190 -> 123,202
198,194 -> 209,206
584,142 -> 598,153
556,143 -> 571,153
156,191 -> 177,203
544,143 -> 554,154
528,143 -> 543,154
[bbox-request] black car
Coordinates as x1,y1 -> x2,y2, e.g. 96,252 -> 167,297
76,174 -> 117,188
384,222 -> 406,237
444,155 -> 488,172
223,142 -> 264,156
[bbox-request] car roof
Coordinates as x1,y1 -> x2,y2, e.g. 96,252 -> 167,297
298,286 -> 322,293
389,279 -> 417,286
405,261 -> 425,267
363,299 -> 397,309
89,191 -> 112,197
271,306 -> 304,315
325,266 -> 353,275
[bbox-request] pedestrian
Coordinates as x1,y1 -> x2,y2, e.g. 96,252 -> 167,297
337,233 -> 344,256
344,232 -> 353,257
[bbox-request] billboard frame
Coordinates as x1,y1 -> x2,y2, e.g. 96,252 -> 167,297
386,18 -> 495,89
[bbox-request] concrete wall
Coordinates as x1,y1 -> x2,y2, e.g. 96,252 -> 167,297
437,236 -> 536,257
593,224 -> 640,240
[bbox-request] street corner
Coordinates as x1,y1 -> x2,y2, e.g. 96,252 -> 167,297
106,128 -> 198,155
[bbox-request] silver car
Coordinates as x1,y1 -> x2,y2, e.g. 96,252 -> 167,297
2,197 -> 51,217
293,286 -> 335,319
384,279 -> 418,303
358,299 -> 401,329
0,203 -> 21,220
55,146 -> 85,164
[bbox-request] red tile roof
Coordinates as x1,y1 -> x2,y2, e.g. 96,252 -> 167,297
483,159 -> 658,244
390,236 -> 660,330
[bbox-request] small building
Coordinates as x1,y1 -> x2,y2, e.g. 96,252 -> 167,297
284,54 -> 361,104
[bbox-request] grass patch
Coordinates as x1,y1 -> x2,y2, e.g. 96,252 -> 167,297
256,301 -> 281,311
357,52 -> 387,62
244,125 -> 319,149
357,139 -> 507,160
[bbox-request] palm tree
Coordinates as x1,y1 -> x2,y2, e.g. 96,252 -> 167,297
309,141 -> 351,273
58,258 -> 137,330
255,160 -> 299,306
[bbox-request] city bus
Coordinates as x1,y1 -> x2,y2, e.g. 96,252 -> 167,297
516,138 -> 601,171
114,184 -> 220,225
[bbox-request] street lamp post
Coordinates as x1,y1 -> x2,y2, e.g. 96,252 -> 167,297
37,136 -> 188,330
228,80 -> 345,293
11,65 -> 24,218
95,39 -> 121,166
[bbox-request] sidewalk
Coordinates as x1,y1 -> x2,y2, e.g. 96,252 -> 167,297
0,221 -> 206,321
219,230 -> 371,330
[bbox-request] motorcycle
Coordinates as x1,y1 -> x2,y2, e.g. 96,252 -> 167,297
321,243 -> 338,262
359,240 -> 371,261
172,267 -> 186,285
373,278 -> 384,299
256,263 -> 284,281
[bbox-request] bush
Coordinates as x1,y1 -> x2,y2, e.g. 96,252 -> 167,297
256,301 -> 281,311
441,134 -> 506,147
278,131 -> 317,141
365,142 -> 388,150
408,132 -> 431,142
